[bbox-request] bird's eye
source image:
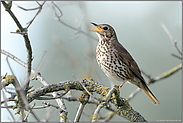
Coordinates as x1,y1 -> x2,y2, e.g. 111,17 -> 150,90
103,27 -> 108,30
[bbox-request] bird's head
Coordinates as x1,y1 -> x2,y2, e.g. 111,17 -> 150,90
90,22 -> 117,41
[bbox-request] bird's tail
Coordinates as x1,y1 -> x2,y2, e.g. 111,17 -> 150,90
141,82 -> 160,105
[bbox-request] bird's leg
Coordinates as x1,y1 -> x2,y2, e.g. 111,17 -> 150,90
119,82 -> 125,89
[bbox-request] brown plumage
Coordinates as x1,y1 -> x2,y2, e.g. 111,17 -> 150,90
90,22 -> 160,105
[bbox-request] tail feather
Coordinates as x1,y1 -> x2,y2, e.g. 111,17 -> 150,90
141,82 -> 160,105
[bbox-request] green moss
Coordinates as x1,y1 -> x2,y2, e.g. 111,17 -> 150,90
63,83 -> 70,92
60,114 -> 67,121
2,75 -> 15,86
63,83 -> 69,89
91,113 -> 98,122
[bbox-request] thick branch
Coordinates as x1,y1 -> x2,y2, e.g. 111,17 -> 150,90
2,1 -> 33,90
26,78 -> 147,122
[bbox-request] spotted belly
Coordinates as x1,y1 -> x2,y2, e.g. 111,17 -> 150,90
96,42 -> 130,82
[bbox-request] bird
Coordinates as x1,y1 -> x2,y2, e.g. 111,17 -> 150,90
90,22 -> 160,105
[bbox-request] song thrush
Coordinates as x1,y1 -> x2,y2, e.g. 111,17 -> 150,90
90,22 -> 160,105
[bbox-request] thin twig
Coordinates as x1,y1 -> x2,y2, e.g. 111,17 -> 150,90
14,3 -> 41,11
74,104 -> 85,122
42,102 -> 62,112
35,90 -> 69,100
1,49 -> 68,122
1,99 -> 17,104
26,1 -> 46,28
14,76 -> 40,122
161,23 -> 182,55
72,74 -> 98,100
92,87 -> 118,122
10,31 -> 27,35
51,2 -> 98,41
140,70 -> 151,79
42,101 -> 70,122
171,53 -> 182,60
51,2 -> 63,18
127,88 -> 141,101
99,111 -> 115,122
6,56 -> 15,75
1,105 -> 14,108
70,15 -> 85,40
2,90 -> 16,122
1,1 -> 33,91
92,103 -> 104,122
1,73 -> 7,81
62,94 -> 117,113
23,103 -> 36,122
127,64 -> 182,101
74,92 -> 90,122
35,51 -> 47,72
32,105 -> 50,109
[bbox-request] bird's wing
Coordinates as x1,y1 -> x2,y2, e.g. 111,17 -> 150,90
114,41 -> 145,82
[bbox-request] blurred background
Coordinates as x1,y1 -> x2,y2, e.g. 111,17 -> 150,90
1,1 -> 182,122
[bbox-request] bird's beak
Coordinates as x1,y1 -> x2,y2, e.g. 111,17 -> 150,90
90,22 -> 103,32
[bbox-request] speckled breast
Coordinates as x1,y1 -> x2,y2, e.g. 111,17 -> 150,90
96,39 -> 130,82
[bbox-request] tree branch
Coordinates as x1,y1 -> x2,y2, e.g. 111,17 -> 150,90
161,23 -> 182,55
26,78 -> 147,122
2,1 -> 33,91
127,64 -> 182,101
51,2 -> 98,41
1,49 -> 68,122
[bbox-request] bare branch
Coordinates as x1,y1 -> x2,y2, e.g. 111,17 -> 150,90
14,2 -> 41,11
23,103 -> 36,122
91,87 -> 119,122
51,2 -> 98,41
1,49 -> 68,122
35,90 -> 69,100
74,104 -> 85,122
31,104 -> 50,109
161,23 -> 182,55
1,1 -> 33,92
35,51 -> 47,72
61,94 -> 117,113
1,48 -> 147,121
92,103 -> 104,122
74,92 -> 90,122
41,101 -> 71,122
6,56 -> 15,75
141,70 -> 151,79
26,1 -> 46,29
171,53 -> 182,60
2,90 -> 16,122
72,74 -> 98,100
127,64 -> 182,101
154,64 -> 182,81
1,99 -> 17,104
51,1 -> 63,18
98,111 -> 115,122
26,79 -> 146,122
10,31 -> 27,35
14,76 -> 40,122
1,72 -> 7,81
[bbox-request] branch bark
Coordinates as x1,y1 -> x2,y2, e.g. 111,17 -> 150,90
2,1 -> 33,91
25,78 -> 147,122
